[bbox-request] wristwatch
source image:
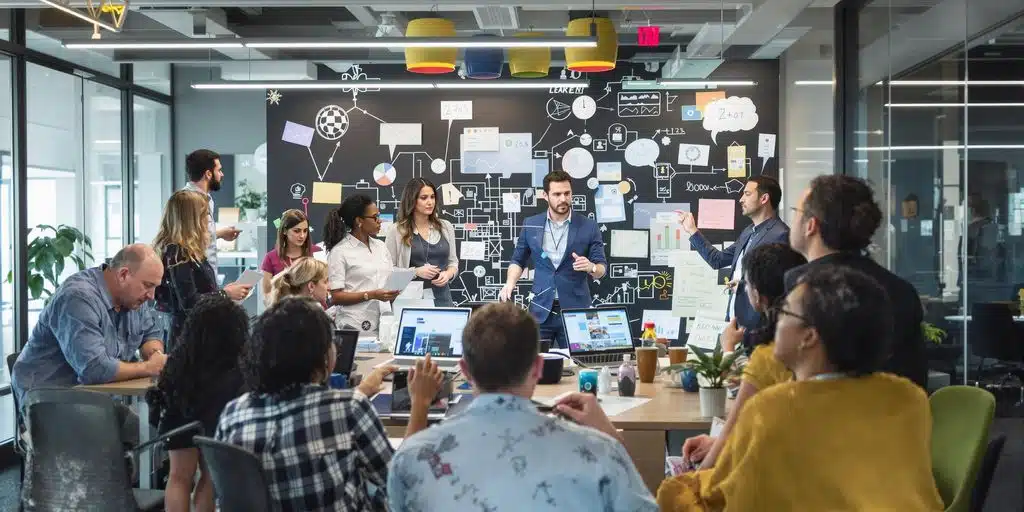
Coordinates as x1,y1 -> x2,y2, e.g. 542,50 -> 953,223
363,292 -> 370,302
591,264 -> 598,274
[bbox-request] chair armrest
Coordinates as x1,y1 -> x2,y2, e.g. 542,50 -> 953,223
133,420 -> 203,455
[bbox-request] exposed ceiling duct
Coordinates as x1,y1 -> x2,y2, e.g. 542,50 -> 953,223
140,8 -> 269,60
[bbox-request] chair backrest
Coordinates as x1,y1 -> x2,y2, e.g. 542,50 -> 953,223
930,386 -> 996,512
7,352 -> 18,409
968,433 -> 1005,512
22,388 -> 137,512
194,435 -> 273,512
968,303 -> 1023,360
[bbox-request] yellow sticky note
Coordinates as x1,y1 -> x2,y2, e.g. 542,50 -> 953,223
727,144 -> 747,178
311,181 -> 343,204
695,90 -> 726,113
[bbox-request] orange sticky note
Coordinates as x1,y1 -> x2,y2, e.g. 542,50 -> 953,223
695,91 -> 726,113
311,182 -> 343,204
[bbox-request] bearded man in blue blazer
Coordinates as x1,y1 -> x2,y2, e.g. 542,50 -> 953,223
500,170 -> 607,348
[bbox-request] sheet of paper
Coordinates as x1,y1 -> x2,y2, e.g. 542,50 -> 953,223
642,309 -> 681,339
281,121 -> 315,147
596,161 -> 622,181
697,198 -> 736,230
379,123 -> 423,158
388,438 -> 405,450
671,252 -> 723,318
311,181 -> 343,204
440,101 -> 473,121
598,396 -> 651,417
727,144 -> 747,178
398,281 -> 424,301
678,143 -> 711,167
710,417 -> 726,437
595,184 -> 626,223
650,221 -> 689,266
235,268 -> 264,287
461,240 -> 486,261
312,250 -> 328,263
462,127 -> 500,152
383,268 -> 416,293
610,230 -> 649,258
502,192 -> 522,213
218,207 -> 240,225
440,183 -> 463,206
695,90 -> 726,113
757,133 -> 777,158
687,316 -> 729,350
921,219 -> 933,237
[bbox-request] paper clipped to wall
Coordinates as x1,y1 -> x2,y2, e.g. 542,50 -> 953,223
671,252 -> 723,318
697,198 -> 736,230
311,182 -> 343,204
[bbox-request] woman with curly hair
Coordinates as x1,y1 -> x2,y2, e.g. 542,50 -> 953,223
145,294 -> 248,512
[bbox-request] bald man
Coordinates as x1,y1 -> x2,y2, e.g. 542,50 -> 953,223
13,244 -> 168,405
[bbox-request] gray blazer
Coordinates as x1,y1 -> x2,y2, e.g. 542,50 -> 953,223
383,219 -> 459,271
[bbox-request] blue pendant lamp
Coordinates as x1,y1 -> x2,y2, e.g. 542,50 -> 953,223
463,34 -> 504,79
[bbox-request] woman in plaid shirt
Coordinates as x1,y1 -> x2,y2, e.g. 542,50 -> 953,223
215,297 -> 443,511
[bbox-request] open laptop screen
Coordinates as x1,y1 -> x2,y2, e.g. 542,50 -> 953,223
395,308 -> 471,358
562,308 -> 634,353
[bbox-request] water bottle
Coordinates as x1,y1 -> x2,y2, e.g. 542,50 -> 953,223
618,354 -> 636,397
598,366 -> 613,395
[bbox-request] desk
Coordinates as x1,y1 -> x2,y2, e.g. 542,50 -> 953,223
78,377 -> 155,488
80,353 -> 713,494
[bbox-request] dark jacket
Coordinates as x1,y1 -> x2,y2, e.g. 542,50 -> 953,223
158,244 -> 218,340
784,251 -> 928,390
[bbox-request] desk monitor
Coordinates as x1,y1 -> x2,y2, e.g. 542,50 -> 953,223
560,307 -> 636,355
394,307 -> 472,359
333,329 -> 360,376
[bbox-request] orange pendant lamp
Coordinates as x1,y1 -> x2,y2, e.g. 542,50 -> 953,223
405,18 -> 458,74
564,17 -> 617,73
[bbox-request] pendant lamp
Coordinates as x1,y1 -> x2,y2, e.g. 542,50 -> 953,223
508,32 -> 551,78
565,17 -> 617,73
464,34 -> 503,79
405,18 -> 458,74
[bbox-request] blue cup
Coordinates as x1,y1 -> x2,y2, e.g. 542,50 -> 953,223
328,373 -> 348,389
578,369 -> 599,395
680,368 -> 699,392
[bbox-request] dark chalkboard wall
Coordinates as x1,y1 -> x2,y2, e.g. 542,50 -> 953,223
266,61 -> 779,336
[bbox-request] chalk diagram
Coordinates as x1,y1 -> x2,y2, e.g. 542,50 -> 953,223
274,66 -> 772,315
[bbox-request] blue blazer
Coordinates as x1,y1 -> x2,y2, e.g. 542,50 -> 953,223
511,212 -> 607,323
688,216 -> 790,335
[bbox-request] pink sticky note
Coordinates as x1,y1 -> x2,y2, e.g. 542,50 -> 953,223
465,223 -> 478,231
696,198 -> 736,230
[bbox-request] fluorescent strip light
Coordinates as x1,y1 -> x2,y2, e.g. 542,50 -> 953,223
885,103 -> 1024,108
65,40 -> 244,50
657,80 -> 757,88
242,36 -> 596,49
191,80 -> 589,91
40,0 -> 120,33
855,144 -> 1024,151
796,80 -> 1024,86
794,80 -> 834,85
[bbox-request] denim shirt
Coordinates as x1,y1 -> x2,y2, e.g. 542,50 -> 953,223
387,393 -> 657,512
12,266 -> 163,404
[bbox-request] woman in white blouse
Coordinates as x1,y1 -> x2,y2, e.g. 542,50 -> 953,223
384,178 -> 458,307
323,195 -> 400,335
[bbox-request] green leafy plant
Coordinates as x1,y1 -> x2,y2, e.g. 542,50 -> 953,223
661,345 -> 740,389
922,321 -> 946,345
5,224 -> 92,303
235,179 -> 267,212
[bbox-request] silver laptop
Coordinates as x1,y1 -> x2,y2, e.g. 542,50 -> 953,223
384,307 -> 471,370
562,307 -> 637,367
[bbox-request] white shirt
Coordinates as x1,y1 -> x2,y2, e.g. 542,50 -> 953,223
727,245 -> 746,320
327,235 -> 393,335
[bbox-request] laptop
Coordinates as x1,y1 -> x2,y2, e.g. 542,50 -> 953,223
561,307 -> 637,367
333,329 -> 360,377
384,307 -> 471,370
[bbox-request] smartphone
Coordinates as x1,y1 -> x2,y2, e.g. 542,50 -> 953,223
391,370 -> 412,412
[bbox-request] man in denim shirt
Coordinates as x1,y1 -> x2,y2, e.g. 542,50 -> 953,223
13,244 -> 168,441
387,303 -> 657,512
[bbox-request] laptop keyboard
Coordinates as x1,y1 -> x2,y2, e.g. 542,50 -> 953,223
576,353 -> 625,367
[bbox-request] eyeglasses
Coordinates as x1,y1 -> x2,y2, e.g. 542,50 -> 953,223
359,214 -> 381,222
768,306 -> 809,325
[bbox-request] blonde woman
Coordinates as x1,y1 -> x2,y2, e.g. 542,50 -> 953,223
153,190 -> 252,339
267,257 -> 331,312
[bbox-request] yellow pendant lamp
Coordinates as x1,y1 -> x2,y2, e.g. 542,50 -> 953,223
405,18 -> 458,74
565,17 -> 617,73
508,32 -> 551,78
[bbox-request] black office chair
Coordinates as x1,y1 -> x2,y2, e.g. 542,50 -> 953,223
969,433 -> 1006,512
194,436 -> 273,512
21,388 -> 200,511
968,303 -> 1024,379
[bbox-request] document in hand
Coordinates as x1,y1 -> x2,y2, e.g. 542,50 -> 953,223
382,268 -> 416,293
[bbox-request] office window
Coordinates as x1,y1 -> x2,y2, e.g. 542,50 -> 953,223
134,96 -> 172,244
84,81 -> 124,262
133,62 -> 171,96
0,57 -> 14,396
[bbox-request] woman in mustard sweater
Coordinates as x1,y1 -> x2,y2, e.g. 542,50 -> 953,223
681,243 -> 805,469
558,265 -> 944,511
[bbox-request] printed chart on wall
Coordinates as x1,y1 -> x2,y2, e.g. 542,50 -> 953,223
266,63 -> 780,341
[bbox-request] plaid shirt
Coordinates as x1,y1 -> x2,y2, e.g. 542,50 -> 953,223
215,384 -> 393,511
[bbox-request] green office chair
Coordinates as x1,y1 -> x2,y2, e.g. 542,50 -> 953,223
930,386 -> 995,512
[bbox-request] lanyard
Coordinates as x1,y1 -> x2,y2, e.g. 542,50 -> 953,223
544,219 -> 569,260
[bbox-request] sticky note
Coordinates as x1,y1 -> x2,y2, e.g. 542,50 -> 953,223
695,91 -> 726,113
727,144 -> 747,178
696,198 -> 736,230
311,182 -> 343,204
282,121 -> 315,147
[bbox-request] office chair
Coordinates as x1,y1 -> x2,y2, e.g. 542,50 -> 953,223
969,434 -> 1006,512
968,302 -> 1024,383
930,386 -> 996,512
6,352 -> 22,512
21,388 -> 200,511
194,436 -> 274,512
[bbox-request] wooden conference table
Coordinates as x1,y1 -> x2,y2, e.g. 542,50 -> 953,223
80,352 -> 716,493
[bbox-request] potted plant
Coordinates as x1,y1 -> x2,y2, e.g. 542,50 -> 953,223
235,179 -> 267,222
6,224 -> 92,304
662,345 -> 739,417
922,322 -> 946,345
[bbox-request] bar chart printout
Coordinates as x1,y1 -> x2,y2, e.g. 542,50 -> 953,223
651,221 -> 686,265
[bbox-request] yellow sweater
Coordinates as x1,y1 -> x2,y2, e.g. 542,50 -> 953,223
741,343 -> 792,390
657,373 -> 944,512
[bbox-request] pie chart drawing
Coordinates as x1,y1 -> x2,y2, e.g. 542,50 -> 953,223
373,163 -> 397,186
546,98 -> 571,121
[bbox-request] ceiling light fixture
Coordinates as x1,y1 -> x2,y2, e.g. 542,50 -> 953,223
63,36 -> 597,51
191,79 -> 589,91
40,0 -> 120,33
656,80 -> 757,88
885,102 -> 1024,107
65,40 -> 244,50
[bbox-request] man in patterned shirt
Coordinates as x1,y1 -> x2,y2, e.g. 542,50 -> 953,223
387,303 -> 657,511
215,297 -> 443,511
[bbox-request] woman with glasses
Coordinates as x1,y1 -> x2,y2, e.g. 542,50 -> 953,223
652,265 -> 943,511
680,243 -> 805,470
323,194 -> 400,336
